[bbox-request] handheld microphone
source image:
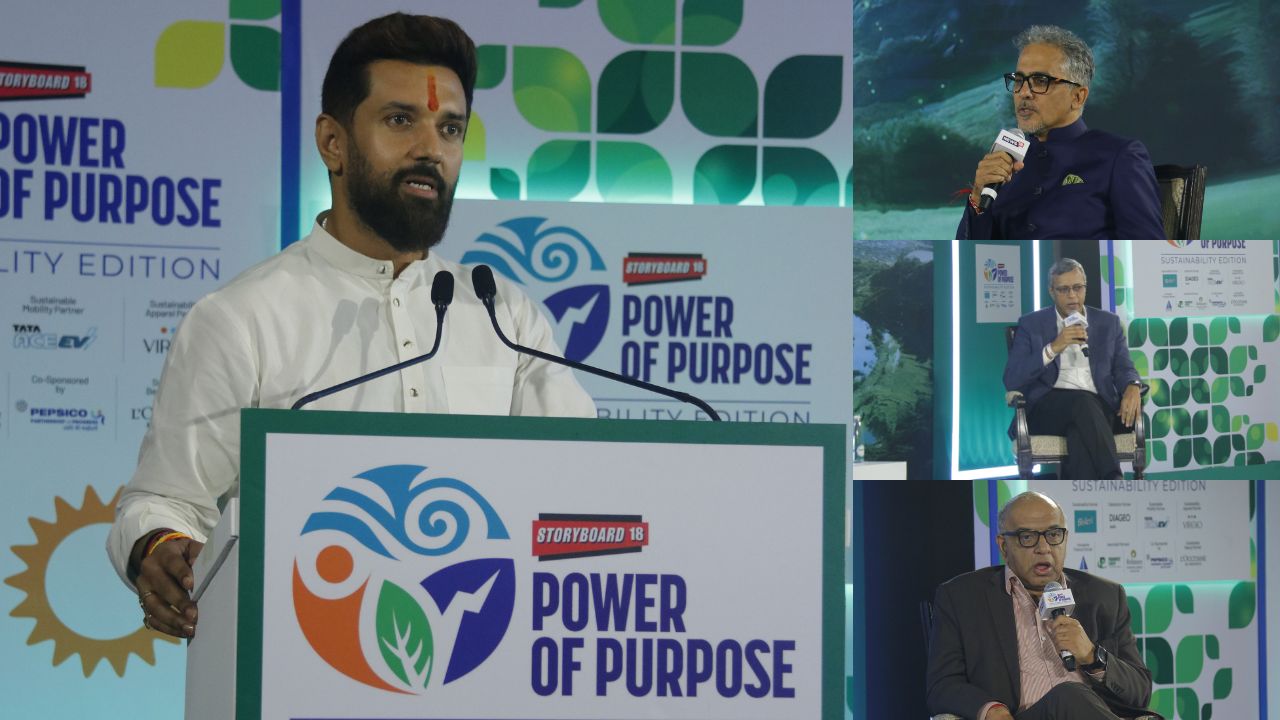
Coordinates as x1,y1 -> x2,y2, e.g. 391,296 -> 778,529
1063,311 -> 1089,357
978,128 -> 1029,211
469,264 -> 721,421
291,270 -> 454,410
1038,581 -> 1078,671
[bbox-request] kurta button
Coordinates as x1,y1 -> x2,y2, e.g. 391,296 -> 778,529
403,339 -> 412,347
410,388 -> 419,397
377,266 -> 387,274
1038,149 -> 1047,158
1028,224 -> 1037,232
1033,186 -> 1042,196
393,298 -> 401,307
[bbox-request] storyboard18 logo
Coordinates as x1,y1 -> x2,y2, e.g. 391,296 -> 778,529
532,514 -> 648,561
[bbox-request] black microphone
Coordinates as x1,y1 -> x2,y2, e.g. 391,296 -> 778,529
469,264 -> 721,421
291,270 -> 454,410
977,128 -> 1029,211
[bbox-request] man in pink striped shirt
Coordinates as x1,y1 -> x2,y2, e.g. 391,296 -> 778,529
926,492 -> 1159,719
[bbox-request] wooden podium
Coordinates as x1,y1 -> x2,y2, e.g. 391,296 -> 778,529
187,408 -> 846,719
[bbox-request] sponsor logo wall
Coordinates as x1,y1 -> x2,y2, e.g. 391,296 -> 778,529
1,1 -> 280,718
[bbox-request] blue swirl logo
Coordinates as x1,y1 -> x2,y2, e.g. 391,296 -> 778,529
293,465 -> 515,693
461,217 -> 610,362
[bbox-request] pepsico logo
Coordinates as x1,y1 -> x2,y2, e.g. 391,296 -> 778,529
292,464 -> 515,694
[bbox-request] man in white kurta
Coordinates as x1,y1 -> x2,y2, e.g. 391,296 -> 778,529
106,218 -> 594,583
111,13 -> 595,639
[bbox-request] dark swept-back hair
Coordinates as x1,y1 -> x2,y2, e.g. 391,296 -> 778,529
321,13 -> 477,125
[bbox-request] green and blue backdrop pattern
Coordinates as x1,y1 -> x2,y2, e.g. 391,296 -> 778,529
471,1 -> 849,204
296,0 -> 852,230
972,480 -> 1262,719
1108,241 -> 1280,472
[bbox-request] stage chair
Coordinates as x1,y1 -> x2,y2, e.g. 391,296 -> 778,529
1004,326 -> 1149,480
1154,164 -> 1206,241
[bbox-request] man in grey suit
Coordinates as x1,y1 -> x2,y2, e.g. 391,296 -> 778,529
926,492 -> 1159,719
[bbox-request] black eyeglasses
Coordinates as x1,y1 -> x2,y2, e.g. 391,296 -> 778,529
1004,72 -> 1081,94
1001,527 -> 1068,547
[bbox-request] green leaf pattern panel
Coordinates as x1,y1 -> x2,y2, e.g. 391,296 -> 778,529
1127,581 -> 1258,718
1120,252 -> 1279,469
457,2 -> 848,205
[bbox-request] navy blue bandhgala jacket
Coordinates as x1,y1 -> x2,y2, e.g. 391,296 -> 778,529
1002,305 -> 1141,439
958,119 -> 1166,240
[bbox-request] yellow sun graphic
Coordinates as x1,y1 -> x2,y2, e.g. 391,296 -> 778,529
4,485 -> 179,677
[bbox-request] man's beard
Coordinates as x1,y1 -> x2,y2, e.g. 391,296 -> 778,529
345,140 -> 454,254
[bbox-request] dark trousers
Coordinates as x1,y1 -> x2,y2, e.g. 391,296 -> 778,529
1027,390 -> 1126,480
1017,682 -> 1124,719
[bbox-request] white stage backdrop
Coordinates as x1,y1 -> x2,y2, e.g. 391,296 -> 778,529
439,200 -> 852,426
1,1 -> 280,718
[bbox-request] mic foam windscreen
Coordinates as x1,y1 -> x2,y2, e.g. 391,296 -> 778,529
471,264 -> 498,301
431,270 -> 455,306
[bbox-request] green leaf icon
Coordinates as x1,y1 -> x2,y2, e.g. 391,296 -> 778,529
514,47 -> 591,132
230,24 -> 280,91
155,21 -> 225,89
764,55 -> 843,139
376,581 -> 434,688
527,140 -> 590,200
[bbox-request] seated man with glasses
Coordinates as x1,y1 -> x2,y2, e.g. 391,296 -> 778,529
927,492 -> 1158,720
957,25 -> 1165,240
1003,258 -> 1142,480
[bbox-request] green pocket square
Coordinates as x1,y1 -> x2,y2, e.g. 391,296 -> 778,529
1062,173 -> 1085,186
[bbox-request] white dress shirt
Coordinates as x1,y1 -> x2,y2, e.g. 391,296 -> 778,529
1042,307 -> 1098,395
107,218 -> 595,585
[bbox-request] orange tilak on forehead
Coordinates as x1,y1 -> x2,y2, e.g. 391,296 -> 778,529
427,72 -> 439,112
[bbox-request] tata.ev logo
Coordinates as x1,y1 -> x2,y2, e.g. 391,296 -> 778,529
292,465 -> 515,694
460,217 -> 608,362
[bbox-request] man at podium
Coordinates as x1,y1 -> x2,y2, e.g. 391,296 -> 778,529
107,13 -> 594,639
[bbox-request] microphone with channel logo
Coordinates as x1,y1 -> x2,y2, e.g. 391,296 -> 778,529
978,128 -> 1029,211
291,270 -> 455,410
469,264 -> 721,421
1038,581 -> 1078,671
1063,311 -> 1089,357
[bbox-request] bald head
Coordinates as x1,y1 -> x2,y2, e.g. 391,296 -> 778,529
998,491 -> 1064,533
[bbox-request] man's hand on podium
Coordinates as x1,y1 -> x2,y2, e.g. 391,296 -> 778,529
137,537 -> 204,638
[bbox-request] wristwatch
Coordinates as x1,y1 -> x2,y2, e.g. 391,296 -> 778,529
1082,643 -> 1108,672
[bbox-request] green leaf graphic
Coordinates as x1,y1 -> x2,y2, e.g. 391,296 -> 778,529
155,21 -> 225,89
376,581 -> 434,688
513,47 -> 591,132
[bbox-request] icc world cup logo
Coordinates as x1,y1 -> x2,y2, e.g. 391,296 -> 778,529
292,465 -> 515,693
